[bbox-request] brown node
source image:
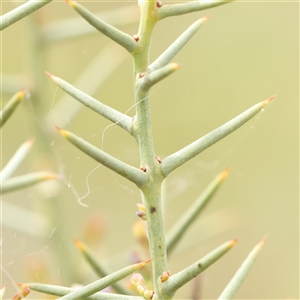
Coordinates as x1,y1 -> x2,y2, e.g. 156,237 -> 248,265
156,156 -> 162,164
156,1 -> 162,7
139,166 -> 147,172
133,34 -> 139,42
139,72 -> 146,78
150,206 -> 156,213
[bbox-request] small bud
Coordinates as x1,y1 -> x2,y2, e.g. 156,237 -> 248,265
136,211 -> 147,221
156,1 -> 162,7
160,271 -> 171,282
144,289 -> 155,300
149,290 -> 155,299
140,166 -> 147,172
137,284 -> 145,295
139,72 -> 146,78
131,273 -> 145,285
137,203 -> 146,212
133,34 -> 139,42
156,156 -> 162,164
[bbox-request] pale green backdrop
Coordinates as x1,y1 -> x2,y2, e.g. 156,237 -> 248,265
1,1 -> 298,299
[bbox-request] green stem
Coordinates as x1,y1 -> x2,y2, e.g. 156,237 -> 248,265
132,2 -> 168,298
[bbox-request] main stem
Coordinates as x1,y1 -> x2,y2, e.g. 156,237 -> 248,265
132,1 -> 168,298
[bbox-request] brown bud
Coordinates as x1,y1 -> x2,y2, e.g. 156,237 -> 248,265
136,211 -> 147,221
133,34 -> 139,42
160,271 -> 171,282
156,156 -> 162,164
139,166 -> 147,172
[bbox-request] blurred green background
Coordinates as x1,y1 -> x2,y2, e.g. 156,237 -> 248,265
1,1 -> 298,299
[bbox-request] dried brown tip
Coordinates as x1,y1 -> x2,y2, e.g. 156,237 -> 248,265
202,15 -> 211,22
17,89 -> 27,100
136,258 -> 152,269
261,95 -> 276,107
144,258 -> 153,264
230,239 -> 238,247
73,238 -> 84,250
169,62 -> 180,71
27,138 -> 35,145
45,173 -> 63,180
55,126 -> 68,137
221,166 -> 230,180
45,71 -> 55,80
65,0 -> 75,7
258,235 -> 268,248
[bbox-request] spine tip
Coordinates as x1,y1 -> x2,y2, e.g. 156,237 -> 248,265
138,259 -> 153,268
46,173 -> 62,180
221,166 -> 230,180
55,126 -> 67,137
203,15 -> 211,22
73,238 -> 84,250
173,63 -> 181,70
259,235 -> 268,247
66,0 -> 75,7
17,89 -> 27,101
262,95 -> 276,107
231,239 -> 238,247
45,71 -> 55,80
27,137 -> 35,145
